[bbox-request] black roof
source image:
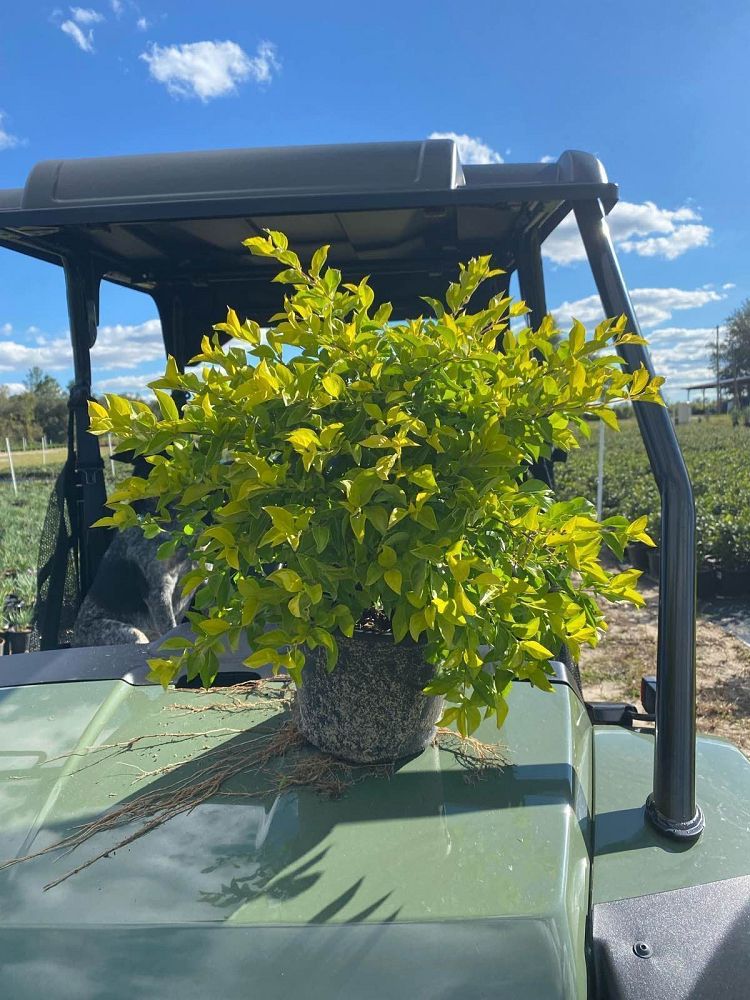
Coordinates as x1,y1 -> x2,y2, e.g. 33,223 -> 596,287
0,139 -> 617,341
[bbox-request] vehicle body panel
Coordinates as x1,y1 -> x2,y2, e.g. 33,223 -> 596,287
0,678 -> 591,998
592,726 -> 750,904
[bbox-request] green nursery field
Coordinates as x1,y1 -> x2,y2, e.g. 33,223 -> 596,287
0,456 -> 119,600
556,414 -> 750,570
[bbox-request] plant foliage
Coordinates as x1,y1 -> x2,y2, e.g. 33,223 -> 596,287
88,231 -> 664,736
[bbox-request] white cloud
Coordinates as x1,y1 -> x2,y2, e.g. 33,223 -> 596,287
645,325 -> 728,387
247,40 -> 281,84
110,0 -> 123,14
540,154 -> 555,163
722,282 -> 736,290
543,200 -> 711,265
0,111 -> 22,150
60,19 -> 95,52
70,6 -> 104,24
140,40 -> 280,101
428,132 -> 504,165
1,382 -> 25,396
97,372 -> 161,395
1,323 -> 12,334
0,319 -> 164,374
553,286 -> 725,330
136,16 -> 148,30
619,224 -> 710,259
646,325 -> 720,347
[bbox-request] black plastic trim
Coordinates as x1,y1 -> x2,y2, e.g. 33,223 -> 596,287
645,794 -> 704,841
591,875 -> 750,999
0,182 -> 619,230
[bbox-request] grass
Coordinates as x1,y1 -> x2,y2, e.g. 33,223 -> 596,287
0,446 -> 67,472
0,467 -> 64,577
0,452 -> 120,577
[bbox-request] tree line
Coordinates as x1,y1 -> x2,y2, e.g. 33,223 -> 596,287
0,368 -> 158,450
713,299 -> 750,390
0,368 -> 69,448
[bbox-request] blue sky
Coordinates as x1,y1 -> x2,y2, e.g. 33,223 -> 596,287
1,0 -> 749,399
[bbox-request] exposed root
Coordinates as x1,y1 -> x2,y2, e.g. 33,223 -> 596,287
167,678 -> 293,716
0,720 -> 390,890
0,698 -> 508,890
43,729 -> 250,770
0,721 -> 304,889
435,728 -> 510,777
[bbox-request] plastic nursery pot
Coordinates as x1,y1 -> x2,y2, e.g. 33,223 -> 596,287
296,629 -> 444,764
626,541 -> 651,572
5,629 -> 31,654
697,568 -> 718,600
646,548 -> 661,582
715,569 -> 750,599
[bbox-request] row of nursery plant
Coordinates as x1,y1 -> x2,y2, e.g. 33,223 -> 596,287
556,417 -> 750,571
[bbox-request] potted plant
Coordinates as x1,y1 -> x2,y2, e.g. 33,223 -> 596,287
626,540 -> 650,572
0,574 -> 35,653
89,231 -> 663,762
714,517 -> 750,597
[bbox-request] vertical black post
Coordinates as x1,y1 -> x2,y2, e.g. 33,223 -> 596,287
517,229 -> 548,329
64,257 -> 110,596
574,199 -> 704,840
154,287 -> 189,412
518,229 -> 560,491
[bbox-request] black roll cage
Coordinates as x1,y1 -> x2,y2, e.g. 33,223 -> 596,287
0,139 -> 702,840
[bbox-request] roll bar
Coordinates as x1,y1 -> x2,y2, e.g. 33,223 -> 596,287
574,199 -> 704,840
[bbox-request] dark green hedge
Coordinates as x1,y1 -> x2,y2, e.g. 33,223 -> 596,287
556,416 -> 750,571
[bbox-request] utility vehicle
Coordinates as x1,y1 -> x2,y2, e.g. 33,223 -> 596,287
0,140 -> 748,999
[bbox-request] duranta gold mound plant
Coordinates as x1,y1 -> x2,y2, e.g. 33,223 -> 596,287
89,230 -> 661,736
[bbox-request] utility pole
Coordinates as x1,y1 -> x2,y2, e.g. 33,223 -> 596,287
715,325 -> 721,415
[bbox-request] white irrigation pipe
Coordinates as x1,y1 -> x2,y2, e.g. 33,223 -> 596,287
5,437 -> 17,497
107,433 -> 116,478
596,419 -> 605,521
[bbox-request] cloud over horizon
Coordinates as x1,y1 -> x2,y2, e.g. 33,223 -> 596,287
553,285 -> 725,330
544,200 -> 711,265
0,318 -> 164,375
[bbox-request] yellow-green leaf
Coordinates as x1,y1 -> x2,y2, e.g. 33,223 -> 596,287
521,639 -> 554,660
154,388 -> 179,421
287,428 -> 320,451
199,619 -> 231,636
377,545 -> 397,568
203,525 -> 235,548
322,373 -> 345,398
268,568 -> 304,592
147,657 -> 179,688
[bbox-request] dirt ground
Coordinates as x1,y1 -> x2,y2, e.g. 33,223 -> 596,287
580,579 -> 750,757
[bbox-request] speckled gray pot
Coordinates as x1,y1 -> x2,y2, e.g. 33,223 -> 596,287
296,631 -> 444,763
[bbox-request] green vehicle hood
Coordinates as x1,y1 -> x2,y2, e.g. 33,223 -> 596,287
0,677 -> 592,1000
